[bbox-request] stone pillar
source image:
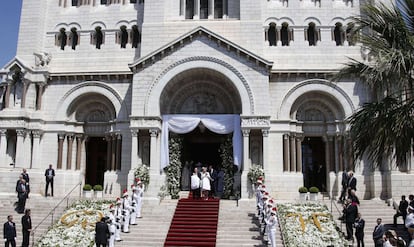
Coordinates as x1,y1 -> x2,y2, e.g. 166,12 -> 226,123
333,136 -> 339,173
130,129 -> 139,171
194,0 -> 200,19
222,0 -> 228,18
283,134 -> 290,171
66,134 -> 74,170
262,129 -> 269,173
289,134 -> 296,172
57,133 -> 65,169
208,0 -> 214,19
241,129 -> 250,199
75,135 -> 83,170
338,136 -> 344,171
31,130 -> 42,169
15,129 -> 26,167
0,129 -> 7,167
4,84 -> 10,108
149,129 -> 159,175
21,82 -> 28,108
36,84 -> 44,111
111,134 -> 116,170
296,136 -> 302,173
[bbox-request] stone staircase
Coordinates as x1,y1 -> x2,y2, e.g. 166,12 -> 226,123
326,198 -> 411,247
0,193 -> 73,246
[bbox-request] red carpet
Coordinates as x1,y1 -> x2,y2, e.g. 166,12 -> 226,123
164,197 -> 220,247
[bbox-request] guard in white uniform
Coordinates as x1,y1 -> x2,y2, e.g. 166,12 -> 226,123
114,198 -> 123,241
122,190 -> 131,233
107,210 -> 116,247
130,186 -> 137,225
135,181 -> 144,218
265,207 -> 278,247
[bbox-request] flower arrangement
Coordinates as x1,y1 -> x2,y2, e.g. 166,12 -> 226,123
219,135 -> 236,199
165,136 -> 183,199
277,203 -> 347,247
134,164 -> 150,188
247,164 -> 265,183
36,200 -> 113,247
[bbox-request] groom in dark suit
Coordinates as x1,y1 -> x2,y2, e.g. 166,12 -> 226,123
3,215 -> 17,247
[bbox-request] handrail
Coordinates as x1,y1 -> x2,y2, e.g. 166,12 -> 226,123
30,182 -> 82,247
330,197 -> 344,232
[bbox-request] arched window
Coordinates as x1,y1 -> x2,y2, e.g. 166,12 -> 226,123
306,22 -> 319,46
92,26 -> 104,49
119,26 -> 128,48
185,0 -> 194,19
131,25 -> 141,48
281,22 -> 292,46
333,23 -> 345,46
57,28 -> 67,50
267,23 -> 277,46
69,27 -> 79,50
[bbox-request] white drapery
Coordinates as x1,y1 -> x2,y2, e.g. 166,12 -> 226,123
161,114 -> 242,172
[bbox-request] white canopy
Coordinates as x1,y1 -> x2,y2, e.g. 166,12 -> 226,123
161,114 -> 242,172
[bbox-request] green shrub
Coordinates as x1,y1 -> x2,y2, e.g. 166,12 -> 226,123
298,186 -> 308,193
309,186 -> 320,193
83,184 -> 92,191
93,184 -> 103,191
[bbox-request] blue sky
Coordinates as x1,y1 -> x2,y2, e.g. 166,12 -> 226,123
0,1 -> 22,68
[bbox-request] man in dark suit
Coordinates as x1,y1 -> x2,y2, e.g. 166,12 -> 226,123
3,215 -> 16,247
21,169 -> 30,198
344,198 -> 358,240
16,179 -> 27,214
354,212 -> 365,247
44,164 -> 55,197
347,171 -> 357,198
95,217 -> 109,247
373,218 -> 385,247
394,195 -> 409,226
21,209 -> 32,247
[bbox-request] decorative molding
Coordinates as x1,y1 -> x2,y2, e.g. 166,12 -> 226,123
145,56 -> 255,115
149,128 -> 159,137
262,129 -> 269,137
130,117 -> 161,129
16,129 -> 27,137
31,130 -> 43,138
241,116 -> 270,128
242,129 -> 251,137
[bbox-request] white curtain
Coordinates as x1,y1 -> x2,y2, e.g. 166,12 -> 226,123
160,114 -> 242,172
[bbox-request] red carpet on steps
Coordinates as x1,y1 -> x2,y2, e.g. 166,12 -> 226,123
164,197 -> 220,247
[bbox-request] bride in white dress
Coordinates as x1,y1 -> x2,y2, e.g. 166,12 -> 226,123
200,167 -> 213,200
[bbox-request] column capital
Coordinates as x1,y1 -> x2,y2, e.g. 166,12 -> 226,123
242,129 -> 250,137
261,129 -> 269,137
58,133 -> 66,140
131,129 -> 139,137
32,130 -> 43,138
0,129 -> 7,136
16,129 -> 26,137
149,128 -> 159,137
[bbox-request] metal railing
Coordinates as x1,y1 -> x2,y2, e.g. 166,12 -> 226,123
330,197 -> 344,232
30,182 -> 82,247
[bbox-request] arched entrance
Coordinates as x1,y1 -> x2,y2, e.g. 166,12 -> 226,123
160,68 -> 242,193
302,136 -> 326,191
67,92 -> 116,186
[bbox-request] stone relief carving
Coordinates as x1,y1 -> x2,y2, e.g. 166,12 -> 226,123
241,117 -> 270,128
33,52 -> 52,68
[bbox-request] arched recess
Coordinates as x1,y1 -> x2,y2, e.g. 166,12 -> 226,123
55,81 -> 128,121
160,68 -> 242,114
145,56 -> 254,116
278,79 -> 355,119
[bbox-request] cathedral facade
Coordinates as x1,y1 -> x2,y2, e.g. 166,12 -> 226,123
0,0 -> 412,200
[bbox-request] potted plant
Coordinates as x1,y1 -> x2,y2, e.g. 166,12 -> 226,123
298,186 -> 308,201
82,184 -> 93,198
309,186 -> 320,201
93,184 -> 103,198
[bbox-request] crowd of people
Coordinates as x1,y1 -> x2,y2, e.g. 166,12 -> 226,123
94,178 -> 144,247
188,163 -> 225,200
254,177 -> 278,247
339,169 -> 414,247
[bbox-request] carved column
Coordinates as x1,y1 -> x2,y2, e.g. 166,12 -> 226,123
36,84 -> 44,111
66,134 -> 74,170
289,134 -> 296,172
15,130 -> 26,167
130,130 -> 139,171
283,134 -> 290,171
0,129 -> 7,167
241,129 -> 250,199
296,135 -> 302,173
106,135 -> 112,171
337,135 -> 343,171
262,129 -> 269,173
75,135 -> 83,170
57,133 -> 65,169
21,81 -> 28,108
149,129 -> 159,174
194,0 -> 200,19
222,0 -> 228,18
208,0 -> 214,19
116,133 -> 122,170
31,130 -> 42,169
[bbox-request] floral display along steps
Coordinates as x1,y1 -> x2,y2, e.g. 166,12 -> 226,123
164,198 -> 220,247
